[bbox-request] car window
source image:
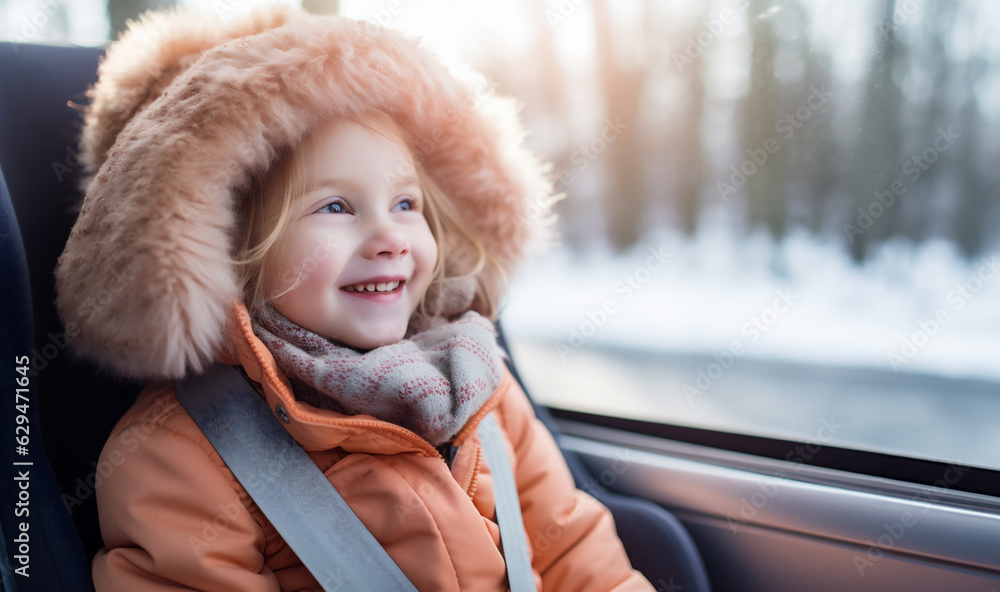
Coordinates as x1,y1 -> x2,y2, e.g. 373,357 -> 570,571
506,0 -> 1000,471
482,0 -> 999,471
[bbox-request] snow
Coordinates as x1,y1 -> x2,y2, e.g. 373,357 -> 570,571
501,226 -> 1000,383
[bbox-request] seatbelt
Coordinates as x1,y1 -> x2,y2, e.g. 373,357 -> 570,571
176,363 -> 417,591
478,413 -> 536,592
176,362 -> 537,592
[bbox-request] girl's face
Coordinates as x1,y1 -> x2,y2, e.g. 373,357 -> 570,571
268,118 -> 438,349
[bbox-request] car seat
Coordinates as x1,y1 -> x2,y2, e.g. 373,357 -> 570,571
0,39 -> 710,592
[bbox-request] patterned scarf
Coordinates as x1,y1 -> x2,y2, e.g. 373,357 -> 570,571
251,305 -> 504,447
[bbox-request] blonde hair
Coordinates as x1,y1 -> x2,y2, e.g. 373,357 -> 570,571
233,111 -> 504,325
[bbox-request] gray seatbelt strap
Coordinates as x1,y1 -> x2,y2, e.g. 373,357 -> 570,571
175,363 -> 418,592
177,362 -> 537,592
478,413 -> 537,592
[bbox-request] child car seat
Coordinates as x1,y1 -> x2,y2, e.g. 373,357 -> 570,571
0,39 -> 710,592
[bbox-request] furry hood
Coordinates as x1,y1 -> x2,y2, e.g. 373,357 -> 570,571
56,4 -> 554,380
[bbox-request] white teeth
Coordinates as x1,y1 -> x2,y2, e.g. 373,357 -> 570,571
345,281 -> 400,293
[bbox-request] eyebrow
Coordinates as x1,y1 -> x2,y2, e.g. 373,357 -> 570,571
302,174 -> 421,196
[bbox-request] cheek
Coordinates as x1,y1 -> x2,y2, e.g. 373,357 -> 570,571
269,234 -> 343,297
417,227 -> 439,278
268,246 -> 307,297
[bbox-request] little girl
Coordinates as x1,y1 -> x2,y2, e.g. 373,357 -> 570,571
55,5 -> 654,591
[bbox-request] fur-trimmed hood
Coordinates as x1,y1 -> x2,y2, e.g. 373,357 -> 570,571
56,4 -> 554,380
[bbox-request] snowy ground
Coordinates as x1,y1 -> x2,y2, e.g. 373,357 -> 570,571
502,227 -> 1000,382
500,228 -> 1000,469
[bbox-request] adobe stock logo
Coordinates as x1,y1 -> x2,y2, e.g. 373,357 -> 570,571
844,126 -> 960,244
717,85 -> 833,201
684,289 -> 799,403
671,2 -> 748,73
557,244 -> 671,361
853,463 -> 968,576
726,416 -> 844,534
887,254 -> 997,370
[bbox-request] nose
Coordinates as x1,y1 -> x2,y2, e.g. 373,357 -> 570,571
361,223 -> 410,259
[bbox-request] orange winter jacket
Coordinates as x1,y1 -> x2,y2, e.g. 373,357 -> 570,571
90,304 -> 653,591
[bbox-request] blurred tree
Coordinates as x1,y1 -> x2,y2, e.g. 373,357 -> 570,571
897,1 -> 956,246
923,2 -> 997,258
593,0 -> 647,251
844,0 -> 905,262
525,0 -> 577,245
739,0 -> 786,241
779,1 -> 836,235
671,9 -> 707,237
950,59 -> 993,258
475,0 -> 577,244
528,0 -> 566,117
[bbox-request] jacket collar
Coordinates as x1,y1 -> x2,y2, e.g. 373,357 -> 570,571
219,302 -> 509,457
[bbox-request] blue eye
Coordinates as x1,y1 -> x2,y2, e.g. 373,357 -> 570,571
393,197 -> 416,212
316,200 -> 347,214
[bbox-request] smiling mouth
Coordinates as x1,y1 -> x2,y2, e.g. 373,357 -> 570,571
342,280 -> 403,294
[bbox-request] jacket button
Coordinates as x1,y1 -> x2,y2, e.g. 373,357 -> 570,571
275,404 -> 290,423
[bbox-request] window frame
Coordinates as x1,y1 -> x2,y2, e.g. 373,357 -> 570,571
549,407 -> 1000,502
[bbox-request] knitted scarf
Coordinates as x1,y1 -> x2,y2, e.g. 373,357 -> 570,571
251,306 -> 504,447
